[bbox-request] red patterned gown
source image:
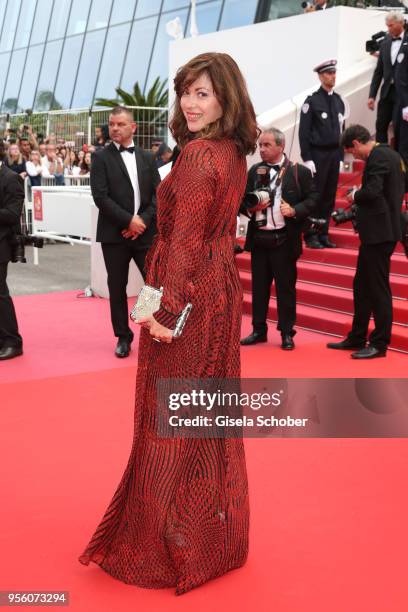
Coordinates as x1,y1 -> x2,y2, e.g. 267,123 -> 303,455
79,138 -> 249,595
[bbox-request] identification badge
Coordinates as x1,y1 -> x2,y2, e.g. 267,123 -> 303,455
302,103 -> 310,114
321,112 -> 328,119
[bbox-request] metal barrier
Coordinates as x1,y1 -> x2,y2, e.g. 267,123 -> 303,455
0,106 -> 168,149
23,176 -> 91,237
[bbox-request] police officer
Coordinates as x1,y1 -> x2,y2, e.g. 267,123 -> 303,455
299,59 -> 345,248
0,140 -> 25,360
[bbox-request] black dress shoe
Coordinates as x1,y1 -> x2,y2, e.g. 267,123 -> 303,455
327,338 -> 366,350
0,346 -> 23,360
281,334 -> 295,350
319,237 -> 337,248
115,338 -> 131,358
240,332 -> 267,346
305,239 -> 324,249
351,346 -> 386,359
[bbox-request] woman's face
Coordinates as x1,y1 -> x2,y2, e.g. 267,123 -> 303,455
9,144 -> 19,158
31,152 -> 40,164
78,150 -> 85,161
180,72 -> 223,133
70,150 -> 76,162
84,152 -> 91,165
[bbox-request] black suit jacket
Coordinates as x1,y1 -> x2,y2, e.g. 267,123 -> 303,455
91,143 -> 160,246
0,164 -> 25,263
241,160 -> 319,259
354,144 -> 403,245
369,33 -> 408,101
394,36 -> 408,108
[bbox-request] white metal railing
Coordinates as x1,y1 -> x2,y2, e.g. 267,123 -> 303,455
0,105 -> 168,150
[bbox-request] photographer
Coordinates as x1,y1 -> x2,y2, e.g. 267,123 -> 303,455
240,128 -> 318,350
0,141 -> 25,360
327,124 -> 404,359
42,143 -> 64,185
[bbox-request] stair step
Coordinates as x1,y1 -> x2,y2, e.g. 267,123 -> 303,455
329,228 -> 405,254
236,254 -> 408,298
241,293 -> 408,352
300,246 -> 408,276
239,271 -> 408,325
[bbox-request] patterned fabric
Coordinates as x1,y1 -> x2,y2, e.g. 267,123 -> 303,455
79,138 -> 249,595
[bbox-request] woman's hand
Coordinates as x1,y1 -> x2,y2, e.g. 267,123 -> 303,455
137,315 -> 173,343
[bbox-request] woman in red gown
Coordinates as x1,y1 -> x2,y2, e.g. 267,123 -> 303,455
79,52 -> 258,595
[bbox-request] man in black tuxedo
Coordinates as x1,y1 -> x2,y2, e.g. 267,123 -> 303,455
328,125 -> 404,359
367,11 -> 407,144
240,128 -> 318,350
91,106 -> 160,357
0,141 -> 25,360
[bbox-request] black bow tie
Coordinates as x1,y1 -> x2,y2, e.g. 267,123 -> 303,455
392,37 -> 402,41
267,164 -> 280,172
119,145 -> 135,154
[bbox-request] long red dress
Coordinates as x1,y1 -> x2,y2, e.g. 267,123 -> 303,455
79,138 -> 249,595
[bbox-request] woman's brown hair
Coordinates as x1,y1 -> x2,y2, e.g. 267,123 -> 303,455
169,52 -> 259,156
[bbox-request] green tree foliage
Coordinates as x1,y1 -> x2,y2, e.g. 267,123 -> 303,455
95,77 -> 168,109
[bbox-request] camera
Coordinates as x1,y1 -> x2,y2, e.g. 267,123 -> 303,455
9,233 -> 44,263
245,187 -> 273,209
244,165 -> 275,228
301,1 -> 313,8
331,204 -> 357,228
366,31 -> 386,54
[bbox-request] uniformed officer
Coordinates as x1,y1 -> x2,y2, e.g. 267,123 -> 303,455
299,59 -> 345,248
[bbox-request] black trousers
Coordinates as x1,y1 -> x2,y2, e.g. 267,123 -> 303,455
376,86 -> 395,144
251,236 -> 297,336
0,261 -> 22,348
347,241 -> 396,351
308,147 -> 341,239
102,241 -> 148,340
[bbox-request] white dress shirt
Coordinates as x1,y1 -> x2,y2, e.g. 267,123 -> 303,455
391,35 -> 403,67
257,156 -> 286,231
114,140 -> 141,215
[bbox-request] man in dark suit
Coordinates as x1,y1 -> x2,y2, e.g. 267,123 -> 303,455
91,106 -> 160,357
367,11 -> 407,144
240,128 -> 318,349
328,125 -> 404,359
0,141 -> 25,360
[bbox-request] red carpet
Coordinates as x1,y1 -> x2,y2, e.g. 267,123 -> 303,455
1,291 -> 407,611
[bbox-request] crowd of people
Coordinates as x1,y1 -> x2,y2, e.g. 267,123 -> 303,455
0,124 -> 177,188
0,126 -> 94,186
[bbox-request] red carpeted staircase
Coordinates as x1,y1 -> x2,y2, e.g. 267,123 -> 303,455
237,160 -> 408,353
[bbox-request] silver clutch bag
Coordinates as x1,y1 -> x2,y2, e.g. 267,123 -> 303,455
130,284 -> 192,338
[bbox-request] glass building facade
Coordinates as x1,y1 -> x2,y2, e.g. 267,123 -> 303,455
0,0 -> 303,113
